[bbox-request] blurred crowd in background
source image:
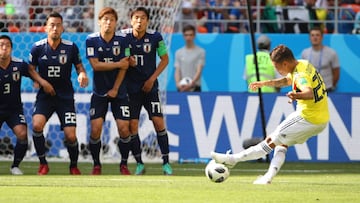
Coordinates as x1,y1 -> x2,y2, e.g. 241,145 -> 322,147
0,0 -> 359,34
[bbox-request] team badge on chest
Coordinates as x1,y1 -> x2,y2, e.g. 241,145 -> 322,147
12,71 -> 20,81
143,43 -> 151,53
59,54 -> 67,64
113,46 -> 120,56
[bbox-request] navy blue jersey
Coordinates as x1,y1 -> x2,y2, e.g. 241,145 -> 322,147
86,31 -> 130,99
122,28 -> 168,94
29,39 -> 82,99
0,57 -> 29,112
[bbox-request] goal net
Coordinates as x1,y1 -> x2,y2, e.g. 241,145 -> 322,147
0,0 -> 181,164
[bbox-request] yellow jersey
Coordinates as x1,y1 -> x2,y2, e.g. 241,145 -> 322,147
287,60 -> 329,124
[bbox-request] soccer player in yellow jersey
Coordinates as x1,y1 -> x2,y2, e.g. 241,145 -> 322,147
211,44 -> 329,184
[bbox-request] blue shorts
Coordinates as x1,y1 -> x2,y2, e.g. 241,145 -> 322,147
0,109 -> 27,129
89,94 -> 130,121
128,91 -> 163,120
33,96 -> 76,129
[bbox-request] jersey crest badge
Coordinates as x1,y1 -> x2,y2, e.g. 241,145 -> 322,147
59,54 -> 67,64
113,46 -> 120,56
143,43 -> 151,53
12,71 -> 20,81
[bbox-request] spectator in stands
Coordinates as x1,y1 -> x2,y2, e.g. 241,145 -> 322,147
353,10 -> 360,33
223,0 -> 248,33
245,35 -> 279,93
174,0 -> 197,32
326,0 -> 356,33
81,0 -> 94,32
175,24 -> 205,92
301,27 -> 340,92
206,0 -> 224,32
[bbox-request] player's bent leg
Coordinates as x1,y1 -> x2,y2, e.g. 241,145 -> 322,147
253,145 -> 288,185
64,126 -> 81,175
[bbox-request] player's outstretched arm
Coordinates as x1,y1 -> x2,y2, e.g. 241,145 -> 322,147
75,63 -> 88,88
249,77 -> 290,91
28,64 -> 56,96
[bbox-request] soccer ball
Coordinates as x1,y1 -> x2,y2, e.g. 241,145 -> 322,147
205,160 -> 230,183
179,77 -> 192,86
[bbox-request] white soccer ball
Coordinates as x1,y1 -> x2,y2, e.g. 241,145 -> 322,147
179,77 -> 193,86
205,160 -> 230,183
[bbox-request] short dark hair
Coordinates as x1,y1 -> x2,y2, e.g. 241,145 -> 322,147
46,12 -> 63,23
0,35 -> 12,48
131,7 -> 150,19
98,7 -> 118,21
182,24 -> 196,34
270,44 -> 295,63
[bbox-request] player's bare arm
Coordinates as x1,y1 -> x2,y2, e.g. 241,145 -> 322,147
75,64 -> 88,88
107,69 -> 127,98
249,77 -> 290,91
88,57 -> 129,71
142,54 -> 169,93
287,87 -> 314,101
28,64 -> 56,96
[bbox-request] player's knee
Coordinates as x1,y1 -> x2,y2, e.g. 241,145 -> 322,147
265,137 -> 277,149
129,121 -> 138,134
118,127 -> 130,138
151,117 -> 164,131
90,125 -> 102,138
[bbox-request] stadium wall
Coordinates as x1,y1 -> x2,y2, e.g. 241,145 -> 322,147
1,33 -> 359,163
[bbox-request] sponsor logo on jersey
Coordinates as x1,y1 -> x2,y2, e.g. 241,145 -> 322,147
87,47 -> 94,56
12,71 -> 20,81
59,54 -> 67,64
143,43 -> 151,53
113,46 -> 120,56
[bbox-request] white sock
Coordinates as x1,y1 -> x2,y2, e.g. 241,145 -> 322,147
264,146 -> 287,180
234,141 -> 273,162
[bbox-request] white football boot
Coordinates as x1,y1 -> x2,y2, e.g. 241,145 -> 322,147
253,175 -> 272,185
210,150 -> 237,168
10,167 -> 24,175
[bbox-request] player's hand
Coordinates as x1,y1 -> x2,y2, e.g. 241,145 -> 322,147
142,78 -> 155,93
118,57 -> 129,70
248,81 -> 263,91
107,88 -> 118,98
78,72 -> 88,88
33,81 -> 40,89
286,91 -> 296,103
41,81 -> 56,96
129,56 -> 136,67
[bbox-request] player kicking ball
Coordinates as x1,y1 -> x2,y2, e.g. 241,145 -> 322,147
211,45 -> 329,184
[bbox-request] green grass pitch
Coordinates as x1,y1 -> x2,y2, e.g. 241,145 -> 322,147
0,161 -> 359,203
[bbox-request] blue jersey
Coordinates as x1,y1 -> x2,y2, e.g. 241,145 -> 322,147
122,28 -> 168,94
0,57 -> 29,112
86,31 -> 130,99
29,39 -> 82,99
